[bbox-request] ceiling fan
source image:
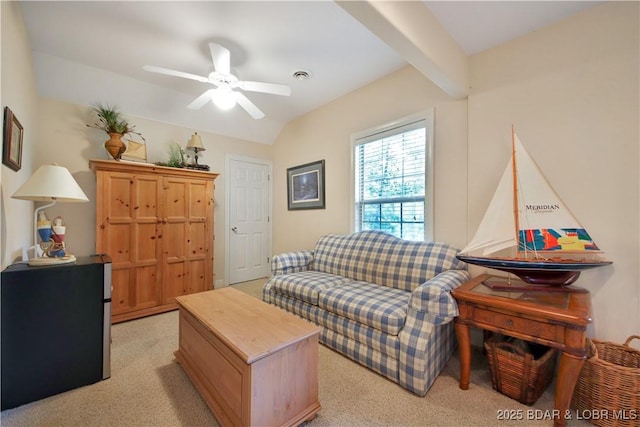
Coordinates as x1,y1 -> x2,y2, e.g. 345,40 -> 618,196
143,43 -> 291,119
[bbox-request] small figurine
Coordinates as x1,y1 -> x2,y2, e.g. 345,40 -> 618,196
46,216 -> 67,258
37,211 -> 52,254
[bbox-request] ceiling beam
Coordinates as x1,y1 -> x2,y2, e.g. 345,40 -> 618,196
337,0 -> 469,99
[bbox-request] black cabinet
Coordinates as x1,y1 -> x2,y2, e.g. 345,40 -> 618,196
1,255 -> 112,410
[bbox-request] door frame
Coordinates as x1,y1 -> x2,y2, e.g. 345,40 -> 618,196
223,154 -> 273,287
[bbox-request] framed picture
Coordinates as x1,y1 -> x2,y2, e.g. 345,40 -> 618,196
3,107 -> 24,171
121,138 -> 148,163
287,159 -> 325,210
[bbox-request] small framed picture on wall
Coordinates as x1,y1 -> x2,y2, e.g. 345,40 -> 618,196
3,107 -> 24,171
287,159 -> 325,210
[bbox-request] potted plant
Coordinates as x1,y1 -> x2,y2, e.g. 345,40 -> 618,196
154,143 -> 185,168
87,103 -> 145,160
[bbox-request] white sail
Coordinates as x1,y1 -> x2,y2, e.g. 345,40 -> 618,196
460,161 -> 514,255
461,133 -> 602,256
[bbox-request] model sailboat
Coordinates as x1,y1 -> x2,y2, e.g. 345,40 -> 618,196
457,127 -> 612,286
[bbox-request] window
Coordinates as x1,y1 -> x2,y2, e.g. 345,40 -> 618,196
352,112 -> 434,241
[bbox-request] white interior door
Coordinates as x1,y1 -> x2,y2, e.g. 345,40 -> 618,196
228,157 -> 271,284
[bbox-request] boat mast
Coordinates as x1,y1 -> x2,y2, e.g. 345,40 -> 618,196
511,125 -> 521,259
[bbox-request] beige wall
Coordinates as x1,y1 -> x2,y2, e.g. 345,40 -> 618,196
33,97 -> 272,283
3,1 -> 637,343
467,2 -> 639,342
0,2 -> 272,278
272,2 -> 639,342
1,2 -> 40,268
272,65 -> 468,254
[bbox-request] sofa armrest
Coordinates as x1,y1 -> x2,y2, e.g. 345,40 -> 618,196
409,270 -> 470,324
271,250 -> 314,276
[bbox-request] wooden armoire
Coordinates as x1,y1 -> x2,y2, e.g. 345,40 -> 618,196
90,159 -> 219,323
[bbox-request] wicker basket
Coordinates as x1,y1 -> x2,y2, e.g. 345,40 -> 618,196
484,334 -> 557,405
571,335 -> 640,427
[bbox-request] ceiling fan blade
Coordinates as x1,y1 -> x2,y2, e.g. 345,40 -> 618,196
235,80 -> 291,96
187,89 -> 215,110
209,43 -> 231,75
235,92 -> 265,120
143,65 -> 209,83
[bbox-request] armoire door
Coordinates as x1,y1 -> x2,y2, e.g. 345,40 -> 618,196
96,172 -> 162,317
162,176 -> 214,304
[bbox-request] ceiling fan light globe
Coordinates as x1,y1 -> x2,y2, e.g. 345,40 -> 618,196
212,87 -> 237,110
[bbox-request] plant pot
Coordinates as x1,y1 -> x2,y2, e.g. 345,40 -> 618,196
105,133 -> 126,160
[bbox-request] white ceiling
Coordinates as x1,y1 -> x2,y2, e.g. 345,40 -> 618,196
19,1 -> 600,144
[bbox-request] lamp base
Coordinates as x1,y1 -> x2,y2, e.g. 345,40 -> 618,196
28,254 -> 76,267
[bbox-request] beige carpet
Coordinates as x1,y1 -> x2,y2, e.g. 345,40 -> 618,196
1,279 -> 590,427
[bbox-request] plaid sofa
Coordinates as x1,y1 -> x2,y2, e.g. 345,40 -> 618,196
262,230 -> 469,396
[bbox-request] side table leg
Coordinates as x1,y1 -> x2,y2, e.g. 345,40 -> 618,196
554,351 -> 585,427
455,321 -> 471,390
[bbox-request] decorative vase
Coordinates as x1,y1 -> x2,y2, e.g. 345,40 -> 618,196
105,133 -> 126,160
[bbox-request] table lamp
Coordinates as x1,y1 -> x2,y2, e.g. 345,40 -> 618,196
186,132 -> 205,166
11,164 -> 89,265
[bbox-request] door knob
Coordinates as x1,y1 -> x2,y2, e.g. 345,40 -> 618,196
231,227 -> 238,232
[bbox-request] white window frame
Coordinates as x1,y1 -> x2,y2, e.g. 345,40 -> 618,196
350,109 -> 435,241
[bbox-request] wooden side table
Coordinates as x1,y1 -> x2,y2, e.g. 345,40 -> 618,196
452,274 -> 591,427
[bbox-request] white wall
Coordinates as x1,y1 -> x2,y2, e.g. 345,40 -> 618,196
467,2 -> 639,342
1,2 -> 40,268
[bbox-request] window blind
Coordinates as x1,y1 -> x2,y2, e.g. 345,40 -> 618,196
354,119 -> 427,241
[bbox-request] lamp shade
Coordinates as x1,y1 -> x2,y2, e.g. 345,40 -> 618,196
12,164 -> 89,203
186,133 -> 205,151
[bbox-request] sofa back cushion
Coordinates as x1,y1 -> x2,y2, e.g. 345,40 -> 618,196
313,230 -> 466,292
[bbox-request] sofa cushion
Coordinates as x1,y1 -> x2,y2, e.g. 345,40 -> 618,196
268,271 -> 350,305
313,230 -> 466,291
268,292 -> 399,359
317,281 -> 410,335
